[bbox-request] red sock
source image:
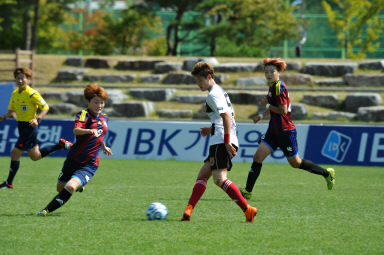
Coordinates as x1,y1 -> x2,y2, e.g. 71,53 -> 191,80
221,179 -> 248,211
188,179 -> 207,208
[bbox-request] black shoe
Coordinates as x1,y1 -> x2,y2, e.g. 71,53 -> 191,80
0,181 -> 14,189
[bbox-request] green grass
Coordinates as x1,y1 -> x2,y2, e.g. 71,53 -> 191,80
0,157 -> 383,254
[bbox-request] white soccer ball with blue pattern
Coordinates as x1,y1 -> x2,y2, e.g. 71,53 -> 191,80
146,202 -> 168,220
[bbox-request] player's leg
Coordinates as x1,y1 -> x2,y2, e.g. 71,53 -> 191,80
181,161 -> 211,221
0,147 -> 23,189
283,129 -> 335,190
213,168 -> 257,222
241,141 -> 272,199
288,156 -> 335,190
37,178 -> 80,216
28,139 -> 73,161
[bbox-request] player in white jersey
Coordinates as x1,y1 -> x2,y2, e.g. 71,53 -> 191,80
181,62 -> 257,223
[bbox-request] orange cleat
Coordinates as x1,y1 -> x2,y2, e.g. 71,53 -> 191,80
181,205 -> 193,221
244,205 -> 257,223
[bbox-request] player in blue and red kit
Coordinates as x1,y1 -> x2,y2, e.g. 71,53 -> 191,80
38,83 -> 112,216
240,58 -> 335,200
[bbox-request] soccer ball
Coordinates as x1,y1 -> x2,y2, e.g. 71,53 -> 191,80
146,202 -> 168,220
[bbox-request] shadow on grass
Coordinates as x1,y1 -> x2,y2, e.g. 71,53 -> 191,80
0,212 -> 64,217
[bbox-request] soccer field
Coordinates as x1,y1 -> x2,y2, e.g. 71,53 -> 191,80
0,157 -> 383,255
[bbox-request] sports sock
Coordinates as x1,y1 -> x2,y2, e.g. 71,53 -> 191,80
6,160 -> 20,185
221,179 -> 248,211
188,179 -> 207,208
44,188 -> 72,213
299,159 -> 328,177
40,144 -> 61,158
245,162 -> 262,192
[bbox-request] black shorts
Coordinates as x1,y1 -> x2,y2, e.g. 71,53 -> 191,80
15,121 -> 38,151
204,143 -> 238,171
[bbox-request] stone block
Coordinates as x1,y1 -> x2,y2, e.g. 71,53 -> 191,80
344,93 -> 382,112
83,74 -> 136,83
358,60 -> 384,70
129,88 -> 176,101
214,63 -> 257,72
157,109 -> 193,118
301,62 -> 357,76
115,60 -> 164,70
172,95 -> 206,104
290,103 -> 307,120
85,58 -> 113,68
48,103 -> 77,114
140,74 -> 163,83
301,94 -> 339,109
64,57 -> 84,67
56,69 -> 88,81
162,72 -> 195,84
227,91 -> 265,104
357,106 -> 384,121
66,90 -> 86,106
280,73 -> 313,85
343,74 -> 384,86
154,62 -> 182,73
182,57 -> 219,71
236,77 -> 266,86
41,91 -> 68,102
112,101 -> 155,117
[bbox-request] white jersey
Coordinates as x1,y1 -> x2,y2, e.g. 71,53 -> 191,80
206,84 -> 238,147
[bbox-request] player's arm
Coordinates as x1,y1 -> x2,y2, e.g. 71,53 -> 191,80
261,95 -> 287,115
200,127 -> 211,137
29,108 -> 49,127
102,142 -> 112,156
0,110 -> 16,121
73,127 -> 100,137
220,112 -> 237,157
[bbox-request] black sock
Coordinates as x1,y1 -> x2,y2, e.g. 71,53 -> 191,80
44,188 -> 72,213
6,160 -> 20,185
245,162 -> 262,192
40,144 -> 61,158
299,159 -> 328,177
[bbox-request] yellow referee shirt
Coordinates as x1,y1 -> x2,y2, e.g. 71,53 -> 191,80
8,85 -> 49,122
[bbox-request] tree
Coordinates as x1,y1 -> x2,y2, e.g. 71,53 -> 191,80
0,0 -> 76,51
103,4 -> 162,55
197,0 -> 299,57
144,0 -> 204,56
322,0 -> 384,58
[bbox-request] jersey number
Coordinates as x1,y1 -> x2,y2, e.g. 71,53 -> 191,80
224,93 -> 231,107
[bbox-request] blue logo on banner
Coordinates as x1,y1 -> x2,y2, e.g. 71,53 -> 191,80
105,130 -> 117,148
321,130 -> 352,163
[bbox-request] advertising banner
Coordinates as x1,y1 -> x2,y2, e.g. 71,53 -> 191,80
304,125 -> 384,166
0,119 -> 383,166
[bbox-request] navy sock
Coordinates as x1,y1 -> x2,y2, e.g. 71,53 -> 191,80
245,162 -> 262,192
45,188 -> 72,213
299,159 -> 328,177
6,160 -> 20,185
40,144 -> 61,158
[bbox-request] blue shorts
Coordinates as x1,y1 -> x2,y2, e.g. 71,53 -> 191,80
58,158 -> 98,187
15,121 -> 38,151
261,129 -> 299,158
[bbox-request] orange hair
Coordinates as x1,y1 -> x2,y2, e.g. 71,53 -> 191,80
84,83 -> 108,101
14,67 -> 32,79
263,58 -> 286,72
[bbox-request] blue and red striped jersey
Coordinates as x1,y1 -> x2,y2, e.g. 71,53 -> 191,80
267,80 -> 296,134
67,109 -> 109,166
